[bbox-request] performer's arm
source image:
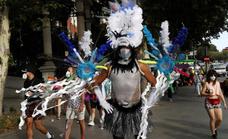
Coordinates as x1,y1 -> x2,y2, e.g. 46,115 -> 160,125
90,68 -> 109,87
138,62 -> 156,87
88,68 -> 113,113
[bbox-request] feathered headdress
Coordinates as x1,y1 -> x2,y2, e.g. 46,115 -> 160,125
106,0 -> 143,49
79,30 -> 93,58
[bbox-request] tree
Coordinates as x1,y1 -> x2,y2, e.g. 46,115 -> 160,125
196,44 -> 218,60
0,0 -> 74,115
7,0 -> 74,67
141,0 -> 228,51
0,3 -> 10,116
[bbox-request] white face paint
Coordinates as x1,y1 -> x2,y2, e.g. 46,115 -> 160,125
119,47 -> 131,60
210,75 -> 216,81
22,73 -> 27,79
65,71 -> 71,78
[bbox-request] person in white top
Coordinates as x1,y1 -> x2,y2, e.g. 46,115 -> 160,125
201,69 -> 227,139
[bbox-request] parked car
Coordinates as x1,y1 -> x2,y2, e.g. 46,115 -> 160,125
210,63 -> 227,76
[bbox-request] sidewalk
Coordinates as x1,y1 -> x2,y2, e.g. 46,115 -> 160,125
1,84 -> 228,139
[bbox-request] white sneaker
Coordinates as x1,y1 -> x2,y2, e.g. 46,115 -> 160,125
99,118 -> 104,124
88,121 -> 95,126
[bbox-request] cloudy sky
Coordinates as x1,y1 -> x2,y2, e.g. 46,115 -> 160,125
211,31 -> 228,52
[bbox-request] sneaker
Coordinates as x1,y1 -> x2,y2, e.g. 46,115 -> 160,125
88,121 -> 95,126
49,134 -> 54,139
59,133 -> 64,138
169,98 -> 173,102
99,118 -> 104,124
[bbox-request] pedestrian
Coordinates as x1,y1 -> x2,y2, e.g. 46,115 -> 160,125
22,66 -> 54,139
84,90 -> 92,121
194,70 -> 202,96
201,69 -> 227,139
222,77 -> 228,97
87,90 -> 104,127
64,66 -> 85,139
54,67 -> 66,120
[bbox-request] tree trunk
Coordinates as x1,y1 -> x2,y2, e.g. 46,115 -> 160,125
76,0 -> 85,41
0,6 -> 10,116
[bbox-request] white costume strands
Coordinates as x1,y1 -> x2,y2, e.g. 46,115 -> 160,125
17,78 -> 86,129
17,30 -> 94,129
137,71 -> 169,139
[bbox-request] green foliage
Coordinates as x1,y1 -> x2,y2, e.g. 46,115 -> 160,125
7,0 -> 74,66
141,0 -> 228,49
7,0 -> 74,32
0,0 -> 5,7
196,44 -> 228,61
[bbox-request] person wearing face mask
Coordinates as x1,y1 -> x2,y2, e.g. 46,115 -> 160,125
63,66 -> 86,139
201,69 -> 227,139
22,66 -> 54,139
90,39 -> 157,139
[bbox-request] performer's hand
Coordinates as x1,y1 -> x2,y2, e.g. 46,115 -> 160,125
155,71 -> 169,96
100,100 -> 113,114
25,91 -> 33,97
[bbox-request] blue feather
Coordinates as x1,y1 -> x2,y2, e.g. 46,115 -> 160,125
76,62 -> 96,80
58,32 -> 81,63
95,41 -> 112,62
168,27 -> 188,53
143,25 -> 157,47
156,55 -> 175,75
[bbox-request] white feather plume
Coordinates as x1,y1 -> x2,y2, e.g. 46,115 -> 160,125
79,30 -> 93,58
159,20 -> 170,53
106,4 -> 143,48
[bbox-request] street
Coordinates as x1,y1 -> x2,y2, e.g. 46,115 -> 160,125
1,85 -> 228,139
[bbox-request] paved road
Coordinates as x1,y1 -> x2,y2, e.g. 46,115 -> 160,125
1,85 -> 228,139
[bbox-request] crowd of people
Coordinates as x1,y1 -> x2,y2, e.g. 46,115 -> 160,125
21,62 -> 228,139
17,1 -> 228,139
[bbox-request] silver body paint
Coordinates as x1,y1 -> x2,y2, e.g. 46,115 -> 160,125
110,66 -> 141,107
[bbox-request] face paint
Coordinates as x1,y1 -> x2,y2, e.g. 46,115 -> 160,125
210,75 -> 216,81
22,73 -> 27,79
119,47 -> 131,60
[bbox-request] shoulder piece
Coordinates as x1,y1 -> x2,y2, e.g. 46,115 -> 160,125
135,60 -> 146,76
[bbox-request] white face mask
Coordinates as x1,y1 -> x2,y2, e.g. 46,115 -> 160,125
210,76 -> 216,81
65,71 -> 71,78
22,73 -> 27,79
119,48 -> 131,60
